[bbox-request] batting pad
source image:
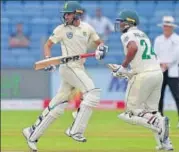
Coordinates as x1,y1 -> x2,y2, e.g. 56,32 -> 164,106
29,114 -> 55,141
118,112 -> 160,133
69,104 -> 93,135
29,102 -> 68,141
153,132 -> 163,148
82,88 -> 101,107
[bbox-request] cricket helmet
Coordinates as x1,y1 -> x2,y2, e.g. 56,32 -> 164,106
115,9 -> 140,33
61,1 -> 84,25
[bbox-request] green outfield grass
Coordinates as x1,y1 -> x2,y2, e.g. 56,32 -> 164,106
1,110 -> 179,152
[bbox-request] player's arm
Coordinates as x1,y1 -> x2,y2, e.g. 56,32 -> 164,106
112,35 -> 137,77
44,39 -> 54,58
122,41 -> 138,68
42,39 -> 56,72
94,39 -> 104,46
43,25 -> 62,71
44,25 -> 63,58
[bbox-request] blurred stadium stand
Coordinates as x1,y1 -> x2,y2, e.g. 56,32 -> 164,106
1,0 -> 179,68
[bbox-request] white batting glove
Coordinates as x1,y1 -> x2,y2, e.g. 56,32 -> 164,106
112,65 -> 128,77
95,50 -> 104,60
95,44 -> 108,60
44,64 -> 56,72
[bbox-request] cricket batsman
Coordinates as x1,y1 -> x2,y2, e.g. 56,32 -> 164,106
22,1 -> 108,151
111,10 -> 173,150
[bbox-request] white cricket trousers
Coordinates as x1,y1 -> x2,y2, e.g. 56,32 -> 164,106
125,70 -> 163,112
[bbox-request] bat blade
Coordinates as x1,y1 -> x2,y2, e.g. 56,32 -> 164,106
34,53 -> 95,70
34,56 -> 63,70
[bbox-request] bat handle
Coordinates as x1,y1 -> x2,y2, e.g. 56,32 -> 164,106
80,52 -> 95,58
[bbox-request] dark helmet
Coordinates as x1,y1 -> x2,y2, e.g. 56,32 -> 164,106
60,1 -> 84,25
115,9 -> 140,33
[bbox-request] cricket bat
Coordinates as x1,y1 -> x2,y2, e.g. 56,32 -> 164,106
34,52 -> 96,70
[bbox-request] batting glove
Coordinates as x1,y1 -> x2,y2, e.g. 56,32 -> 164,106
44,65 -> 56,72
95,44 -> 108,60
112,65 -> 128,77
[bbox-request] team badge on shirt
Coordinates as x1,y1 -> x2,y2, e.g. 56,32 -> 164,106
66,32 -> 73,39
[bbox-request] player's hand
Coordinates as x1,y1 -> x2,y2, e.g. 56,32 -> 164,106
44,65 -> 56,72
112,65 -> 128,77
95,44 -> 108,60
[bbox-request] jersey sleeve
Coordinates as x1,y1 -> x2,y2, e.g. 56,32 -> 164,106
88,24 -> 100,42
121,32 -> 136,48
49,25 -> 64,44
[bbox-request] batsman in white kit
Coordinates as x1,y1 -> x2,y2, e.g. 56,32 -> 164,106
22,1 -> 108,151
111,10 -> 173,150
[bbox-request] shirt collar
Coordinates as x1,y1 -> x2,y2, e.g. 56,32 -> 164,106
65,21 -> 83,28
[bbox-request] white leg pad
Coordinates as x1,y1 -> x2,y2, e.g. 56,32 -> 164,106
131,110 -> 163,132
82,88 -> 101,107
69,104 -> 92,135
29,101 -> 68,141
48,101 -> 68,118
118,112 -> 160,132
153,132 -> 163,149
67,88 -> 100,136
132,109 -> 162,123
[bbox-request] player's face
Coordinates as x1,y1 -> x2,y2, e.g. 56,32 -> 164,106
64,12 -> 75,25
163,25 -> 173,37
119,22 -> 126,32
114,20 -> 127,33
